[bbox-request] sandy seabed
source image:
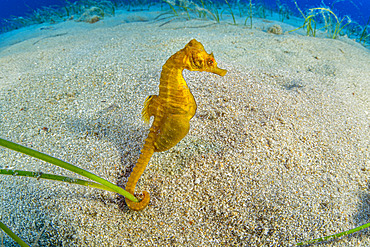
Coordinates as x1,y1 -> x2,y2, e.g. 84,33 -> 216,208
0,8 -> 370,246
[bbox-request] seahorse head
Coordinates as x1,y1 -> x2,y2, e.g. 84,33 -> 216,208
184,39 -> 227,76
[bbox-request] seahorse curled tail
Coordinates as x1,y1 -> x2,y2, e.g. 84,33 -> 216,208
124,129 -> 156,211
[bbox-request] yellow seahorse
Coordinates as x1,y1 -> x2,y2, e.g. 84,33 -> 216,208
125,39 -> 227,211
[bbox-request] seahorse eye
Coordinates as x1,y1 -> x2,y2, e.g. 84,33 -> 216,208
207,58 -> 214,67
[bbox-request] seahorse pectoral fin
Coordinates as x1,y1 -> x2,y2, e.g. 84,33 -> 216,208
142,95 -> 158,123
211,66 -> 227,76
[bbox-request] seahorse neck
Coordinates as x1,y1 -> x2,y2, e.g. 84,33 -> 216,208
159,51 -> 188,97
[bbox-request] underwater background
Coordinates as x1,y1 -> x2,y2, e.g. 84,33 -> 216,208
1,0 -> 370,29
1,0 -> 370,246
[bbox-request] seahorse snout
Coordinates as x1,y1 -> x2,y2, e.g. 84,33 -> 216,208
211,66 -> 227,76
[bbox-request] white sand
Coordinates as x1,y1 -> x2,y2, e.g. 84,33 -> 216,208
0,7 -> 369,246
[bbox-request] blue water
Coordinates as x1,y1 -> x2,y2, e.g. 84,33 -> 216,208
265,0 -> 370,25
0,0 -> 65,20
0,0 -> 369,32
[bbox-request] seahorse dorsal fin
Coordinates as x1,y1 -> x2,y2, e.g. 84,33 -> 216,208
142,95 -> 156,123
